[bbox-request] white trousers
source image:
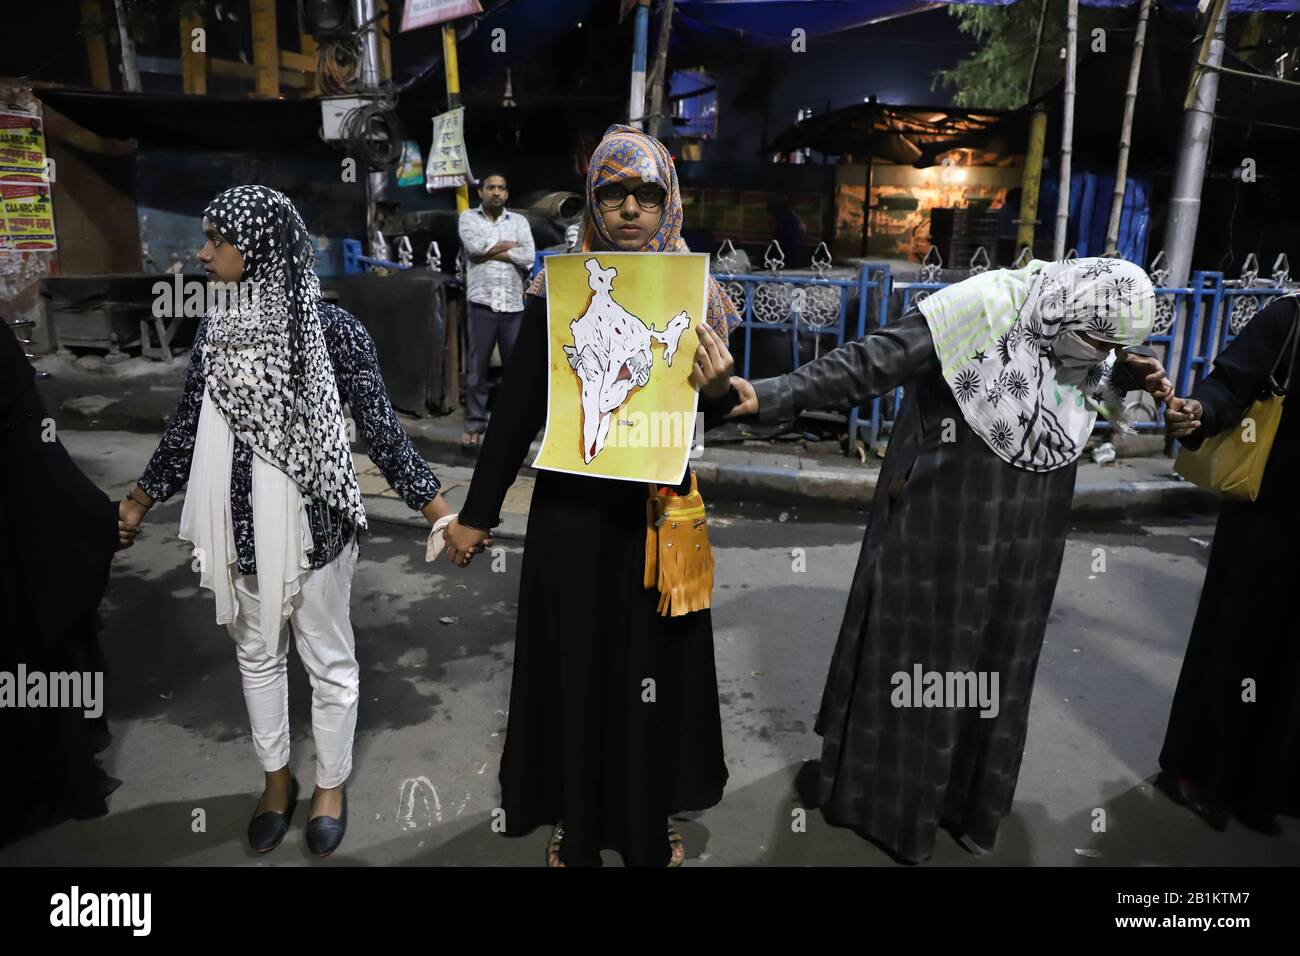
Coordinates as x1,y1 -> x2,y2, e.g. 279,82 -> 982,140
227,540 -> 359,789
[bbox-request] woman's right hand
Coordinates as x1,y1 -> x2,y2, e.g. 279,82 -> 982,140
444,518 -> 492,567
727,376 -> 758,418
1165,396 -> 1203,439
118,497 -> 147,550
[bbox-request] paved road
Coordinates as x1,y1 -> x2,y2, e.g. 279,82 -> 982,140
3,431 -> 1296,867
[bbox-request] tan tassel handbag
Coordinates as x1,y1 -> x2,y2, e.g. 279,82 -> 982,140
643,470 -> 714,617
1174,301 -> 1300,501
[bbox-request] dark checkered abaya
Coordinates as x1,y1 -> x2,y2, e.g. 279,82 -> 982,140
811,364 -> 1076,861
751,310 -> 1157,862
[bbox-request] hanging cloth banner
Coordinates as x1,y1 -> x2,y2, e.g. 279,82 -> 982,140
425,107 -> 474,192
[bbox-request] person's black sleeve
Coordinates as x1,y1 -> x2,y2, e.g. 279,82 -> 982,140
749,310 -> 939,427
458,295 -> 548,530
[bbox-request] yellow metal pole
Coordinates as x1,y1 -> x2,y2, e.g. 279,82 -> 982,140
250,0 -> 279,97
80,1 -> 111,91
1016,108 -> 1048,254
442,23 -> 469,212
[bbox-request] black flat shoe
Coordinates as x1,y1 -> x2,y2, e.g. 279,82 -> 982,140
248,776 -> 300,853
305,788 -> 347,858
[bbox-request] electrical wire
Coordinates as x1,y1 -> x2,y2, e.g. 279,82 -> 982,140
317,37 -> 362,95
340,99 -> 405,170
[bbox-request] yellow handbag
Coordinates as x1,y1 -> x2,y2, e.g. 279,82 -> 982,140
643,470 -> 714,617
1174,308 -> 1299,501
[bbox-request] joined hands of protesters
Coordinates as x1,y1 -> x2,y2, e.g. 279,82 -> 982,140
117,484 -> 152,550
444,518 -> 493,568
1164,395 -> 1204,438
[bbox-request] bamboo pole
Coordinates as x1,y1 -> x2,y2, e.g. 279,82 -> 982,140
1053,0 -> 1078,260
1025,0 -> 1049,104
1017,109 -> 1048,253
112,0 -> 141,92
1104,0 -> 1151,257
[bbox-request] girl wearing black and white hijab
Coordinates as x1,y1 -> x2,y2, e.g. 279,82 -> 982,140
731,257 -> 1171,862
121,186 -> 451,856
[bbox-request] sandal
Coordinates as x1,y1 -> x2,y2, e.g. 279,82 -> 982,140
667,821 -> 684,867
546,821 -> 566,868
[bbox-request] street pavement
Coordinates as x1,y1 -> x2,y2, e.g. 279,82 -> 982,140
2,429 -> 1296,867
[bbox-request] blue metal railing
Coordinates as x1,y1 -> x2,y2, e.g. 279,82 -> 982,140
712,264 -> 893,444
342,238 -> 410,274
344,233 -> 1294,457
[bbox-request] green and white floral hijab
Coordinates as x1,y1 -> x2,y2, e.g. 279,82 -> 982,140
917,257 -> 1155,472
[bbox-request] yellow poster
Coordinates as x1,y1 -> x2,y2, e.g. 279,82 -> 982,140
0,110 -> 49,183
0,184 -> 56,251
533,252 -> 709,485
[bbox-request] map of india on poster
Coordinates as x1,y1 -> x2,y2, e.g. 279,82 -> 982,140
533,252 -> 709,485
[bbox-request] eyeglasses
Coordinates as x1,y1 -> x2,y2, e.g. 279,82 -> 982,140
595,182 -> 667,210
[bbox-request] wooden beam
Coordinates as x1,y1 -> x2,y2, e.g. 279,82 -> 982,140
250,0 -> 279,97
209,57 -> 257,80
80,1 -> 111,91
277,69 -> 310,90
179,13 -> 207,95
279,50 -> 317,73
208,56 -> 311,92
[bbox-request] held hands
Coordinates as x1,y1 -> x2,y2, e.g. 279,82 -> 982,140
117,494 -> 149,550
1117,351 -> 1201,437
1165,396 -> 1204,438
443,517 -> 493,568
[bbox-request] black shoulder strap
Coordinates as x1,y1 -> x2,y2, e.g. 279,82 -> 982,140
1269,295 -> 1300,394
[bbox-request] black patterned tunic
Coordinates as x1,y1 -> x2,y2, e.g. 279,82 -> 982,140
138,303 -> 441,575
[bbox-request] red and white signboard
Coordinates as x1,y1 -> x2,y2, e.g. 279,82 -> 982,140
400,0 -> 482,33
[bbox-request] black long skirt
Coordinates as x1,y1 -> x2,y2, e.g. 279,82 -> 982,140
1158,497 -> 1300,825
811,371 -> 1076,862
498,470 -> 728,866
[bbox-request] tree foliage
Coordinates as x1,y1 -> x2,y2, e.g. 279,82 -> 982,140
933,1 -> 1111,110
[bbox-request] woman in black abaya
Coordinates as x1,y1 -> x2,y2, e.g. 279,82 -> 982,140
0,318 -> 120,847
1159,294 -> 1300,834
443,125 -> 743,867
